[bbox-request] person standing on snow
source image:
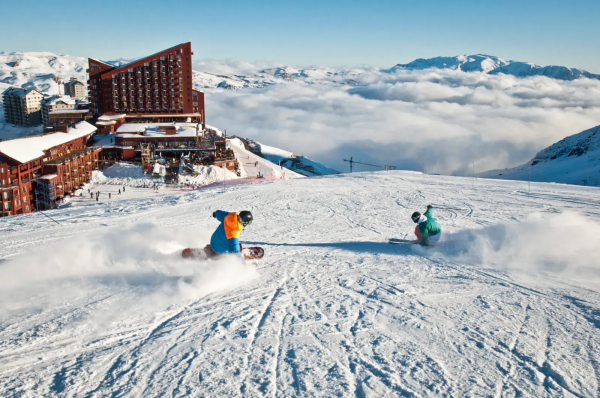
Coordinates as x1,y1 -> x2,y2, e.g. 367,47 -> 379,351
207,210 -> 253,258
411,205 -> 442,246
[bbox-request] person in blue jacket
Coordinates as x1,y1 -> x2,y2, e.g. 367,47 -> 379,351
208,210 -> 253,258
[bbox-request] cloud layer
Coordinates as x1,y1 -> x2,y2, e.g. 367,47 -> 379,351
202,63 -> 600,174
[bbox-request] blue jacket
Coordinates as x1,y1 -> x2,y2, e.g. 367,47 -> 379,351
210,211 -> 243,257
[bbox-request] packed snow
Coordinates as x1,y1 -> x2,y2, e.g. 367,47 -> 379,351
1,171 -> 599,397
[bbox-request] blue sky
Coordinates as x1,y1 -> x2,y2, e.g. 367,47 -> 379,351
1,0 -> 599,72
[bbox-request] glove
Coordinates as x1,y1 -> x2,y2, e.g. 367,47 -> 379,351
212,212 -> 216,218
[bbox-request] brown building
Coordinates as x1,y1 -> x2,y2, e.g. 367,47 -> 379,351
0,121 -> 99,216
113,123 -> 235,170
41,95 -> 90,127
88,42 -> 205,127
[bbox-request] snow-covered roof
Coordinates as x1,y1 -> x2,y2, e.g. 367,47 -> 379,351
2,86 -> 43,97
64,80 -> 84,87
96,121 -> 117,126
38,174 -> 58,180
116,122 -> 200,138
98,114 -> 126,121
0,121 -> 97,164
89,58 -> 115,68
125,113 -> 202,118
49,109 -> 90,115
42,95 -> 78,106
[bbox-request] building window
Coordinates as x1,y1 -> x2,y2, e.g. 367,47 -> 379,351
3,202 -> 9,210
3,192 -> 8,199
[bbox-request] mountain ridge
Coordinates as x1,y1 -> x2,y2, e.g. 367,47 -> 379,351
2,51 -> 598,98
391,54 -> 600,81
480,125 -> 600,186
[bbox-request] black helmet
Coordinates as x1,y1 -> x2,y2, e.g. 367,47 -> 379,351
239,210 -> 253,227
411,211 -> 421,224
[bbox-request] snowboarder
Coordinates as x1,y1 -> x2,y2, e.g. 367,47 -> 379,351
123,186 -> 126,192
208,210 -> 253,258
118,189 -> 121,195
412,205 -> 442,246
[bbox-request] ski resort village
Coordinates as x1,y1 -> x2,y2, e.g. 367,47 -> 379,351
0,42 -> 332,217
2,14 -> 600,397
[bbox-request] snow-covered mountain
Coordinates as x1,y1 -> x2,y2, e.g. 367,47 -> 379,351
192,66 -> 365,90
390,54 -> 510,73
390,54 -> 600,81
0,51 -> 87,96
480,125 -> 600,186
2,51 -> 598,97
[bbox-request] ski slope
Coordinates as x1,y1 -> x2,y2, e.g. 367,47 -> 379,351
1,172 -> 600,397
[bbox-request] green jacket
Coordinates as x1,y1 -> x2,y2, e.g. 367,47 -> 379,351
418,208 -> 441,246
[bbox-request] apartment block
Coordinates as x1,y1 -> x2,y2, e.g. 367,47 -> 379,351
88,42 -> 205,126
1,87 -> 44,126
64,78 -> 87,100
0,121 -> 99,217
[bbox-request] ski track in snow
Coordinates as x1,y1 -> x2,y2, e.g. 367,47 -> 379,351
1,172 -> 600,397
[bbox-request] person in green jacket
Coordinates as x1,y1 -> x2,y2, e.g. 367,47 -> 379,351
411,205 -> 442,246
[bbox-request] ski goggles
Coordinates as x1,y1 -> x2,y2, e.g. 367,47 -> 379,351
242,219 -> 252,228
411,215 -> 420,223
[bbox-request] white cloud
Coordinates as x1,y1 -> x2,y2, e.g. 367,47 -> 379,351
203,66 -> 600,174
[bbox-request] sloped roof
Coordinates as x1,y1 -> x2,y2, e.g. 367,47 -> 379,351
41,95 -> 78,106
64,80 -> 85,87
0,121 -> 97,164
2,87 -> 43,97
98,42 -> 190,71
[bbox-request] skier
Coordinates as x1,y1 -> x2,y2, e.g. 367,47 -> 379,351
208,210 -> 253,258
411,205 -> 442,246
118,189 -> 121,195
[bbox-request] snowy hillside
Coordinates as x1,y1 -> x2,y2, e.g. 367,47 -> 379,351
1,171 -> 600,397
253,140 -> 340,176
480,125 -> 600,186
0,51 -> 87,95
390,54 -> 600,81
192,66 -> 365,90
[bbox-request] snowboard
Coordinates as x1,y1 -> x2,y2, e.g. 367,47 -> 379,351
388,238 -> 416,245
182,245 -> 265,260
